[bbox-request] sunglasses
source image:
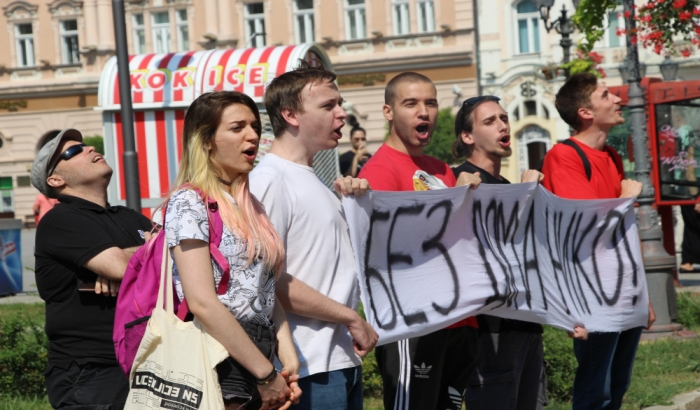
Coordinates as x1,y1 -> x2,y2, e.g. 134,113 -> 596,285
49,143 -> 87,175
463,95 -> 501,107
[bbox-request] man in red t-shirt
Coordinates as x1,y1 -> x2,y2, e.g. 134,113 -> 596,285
541,73 -> 656,410
359,72 -> 481,410
33,194 -> 58,225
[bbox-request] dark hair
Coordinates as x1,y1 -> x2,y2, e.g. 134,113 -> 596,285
384,72 -> 434,106
350,127 -> 366,138
452,97 -> 500,159
555,72 -> 598,131
263,59 -> 336,137
37,130 -> 61,153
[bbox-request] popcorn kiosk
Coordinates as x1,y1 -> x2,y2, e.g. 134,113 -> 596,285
608,78 -> 700,268
97,44 -> 338,219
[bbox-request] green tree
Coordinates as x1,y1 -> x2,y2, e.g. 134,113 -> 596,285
424,108 -> 457,164
83,135 -> 104,155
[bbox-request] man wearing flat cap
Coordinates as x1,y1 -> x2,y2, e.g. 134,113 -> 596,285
31,129 -> 152,409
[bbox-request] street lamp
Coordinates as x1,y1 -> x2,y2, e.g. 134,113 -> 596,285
535,0 -> 579,73
618,62 -> 647,83
660,55 -> 679,81
622,0 -> 681,334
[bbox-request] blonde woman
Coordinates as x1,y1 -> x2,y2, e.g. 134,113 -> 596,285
163,91 -> 300,410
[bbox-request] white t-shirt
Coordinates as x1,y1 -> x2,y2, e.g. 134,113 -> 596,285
165,188 -> 275,326
250,153 -> 362,378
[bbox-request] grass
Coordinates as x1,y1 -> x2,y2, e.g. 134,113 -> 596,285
0,303 -> 44,323
0,397 -> 51,410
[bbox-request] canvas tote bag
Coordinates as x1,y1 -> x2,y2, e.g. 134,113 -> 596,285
124,238 -> 229,410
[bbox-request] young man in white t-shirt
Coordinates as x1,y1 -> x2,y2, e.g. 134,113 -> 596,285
249,63 -> 378,409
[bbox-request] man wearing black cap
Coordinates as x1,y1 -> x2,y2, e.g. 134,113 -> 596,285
31,129 -> 152,409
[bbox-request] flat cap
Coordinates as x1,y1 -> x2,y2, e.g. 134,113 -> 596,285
30,128 -> 83,197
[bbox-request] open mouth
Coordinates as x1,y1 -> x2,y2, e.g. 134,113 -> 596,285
498,134 -> 511,148
242,147 -> 257,159
415,123 -> 430,139
92,155 -> 103,163
333,126 -> 343,139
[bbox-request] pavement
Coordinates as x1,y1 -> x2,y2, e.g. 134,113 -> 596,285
0,292 -> 42,304
678,272 -> 700,293
644,391 -> 700,410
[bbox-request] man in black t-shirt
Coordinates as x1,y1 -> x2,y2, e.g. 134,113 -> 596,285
452,97 -> 549,410
30,129 -> 151,409
339,127 -> 371,177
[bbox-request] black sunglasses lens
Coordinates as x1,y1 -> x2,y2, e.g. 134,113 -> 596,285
61,143 -> 86,160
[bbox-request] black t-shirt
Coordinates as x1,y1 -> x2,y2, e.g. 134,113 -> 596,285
34,195 -> 152,367
452,161 -> 543,334
339,150 -> 355,176
339,150 -> 372,176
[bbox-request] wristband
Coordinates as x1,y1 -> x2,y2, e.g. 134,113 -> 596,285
256,367 -> 278,385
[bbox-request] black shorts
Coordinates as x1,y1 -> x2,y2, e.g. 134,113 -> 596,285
216,320 -> 276,408
376,326 -> 479,410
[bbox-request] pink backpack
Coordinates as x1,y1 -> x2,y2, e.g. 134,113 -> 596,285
113,189 -> 231,376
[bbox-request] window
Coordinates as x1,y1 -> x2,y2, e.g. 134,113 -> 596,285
417,0 -> 435,33
294,0 -> 315,43
60,20 -> 79,64
393,0 -> 410,35
653,102 -> 700,199
133,14 -> 146,54
524,100 -> 537,117
345,0 -> 366,40
152,11 -> 170,53
516,0 -> 540,54
527,142 -> 547,170
245,3 -> 266,47
16,176 -> 30,188
0,178 -> 13,213
606,10 -> 623,47
176,9 -> 189,51
15,23 -> 34,67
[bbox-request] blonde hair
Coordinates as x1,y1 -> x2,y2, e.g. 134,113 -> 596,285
163,91 -> 284,273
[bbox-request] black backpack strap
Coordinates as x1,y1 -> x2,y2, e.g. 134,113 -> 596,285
561,139 -> 591,181
603,145 -> 623,175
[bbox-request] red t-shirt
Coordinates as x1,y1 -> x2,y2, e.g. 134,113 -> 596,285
359,144 -> 477,329
33,194 -> 59,225
541,138 -> 624,200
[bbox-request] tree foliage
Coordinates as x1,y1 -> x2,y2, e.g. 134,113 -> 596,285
559,50 -> 606,77
424,108 -> 458,165
572,0 -> 620,54
83,135 -> 104,155
573,0 -> 700,57
636,0 -> 700,56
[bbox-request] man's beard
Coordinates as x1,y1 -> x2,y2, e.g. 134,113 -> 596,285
491,147 -> 512,158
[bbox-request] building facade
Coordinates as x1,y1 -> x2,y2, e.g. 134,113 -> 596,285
0,0 -> 476,223
476,0 -> 700,182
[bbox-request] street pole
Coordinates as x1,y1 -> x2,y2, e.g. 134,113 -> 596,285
559,6 -> 573,68
112,0 -> 142,212
623,0 -> 680,333
536,2 -> 575,79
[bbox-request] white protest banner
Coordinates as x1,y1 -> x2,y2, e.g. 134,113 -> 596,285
343,183 -> 649,345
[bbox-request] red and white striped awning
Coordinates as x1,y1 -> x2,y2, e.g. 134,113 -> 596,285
97,44 -> 332,110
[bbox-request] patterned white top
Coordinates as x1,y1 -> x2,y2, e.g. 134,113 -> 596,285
165,188 -> 275,325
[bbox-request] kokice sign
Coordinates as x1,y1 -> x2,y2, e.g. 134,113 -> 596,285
99,44 -> 330,108
343,184 -> 649,345
128,63 -> 269,93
